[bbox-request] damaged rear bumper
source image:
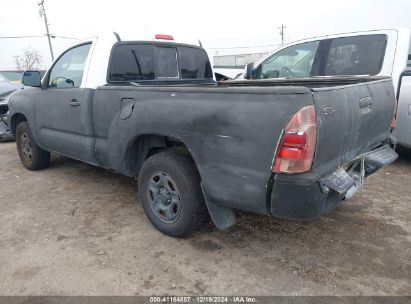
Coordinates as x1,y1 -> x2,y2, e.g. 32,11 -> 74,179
270,145 -> 398,219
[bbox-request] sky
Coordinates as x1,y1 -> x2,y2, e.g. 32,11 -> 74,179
1,0 -> 411,69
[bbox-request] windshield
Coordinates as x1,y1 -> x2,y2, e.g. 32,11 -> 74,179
0,71 -> 23,82
0,74 -> 8,83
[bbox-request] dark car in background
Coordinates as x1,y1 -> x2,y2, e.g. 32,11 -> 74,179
0,70 -> 46,142
0,74 -> 23,141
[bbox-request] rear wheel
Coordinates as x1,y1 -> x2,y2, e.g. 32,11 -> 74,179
16,121 -> 50,170
138,150 -> 206,237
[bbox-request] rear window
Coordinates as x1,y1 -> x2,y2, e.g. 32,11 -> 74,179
324,34 -> 387,76
179,47 -> 213,79
109,44 -> 155,81
108,43 -> 212,83
156,46 -> 178,78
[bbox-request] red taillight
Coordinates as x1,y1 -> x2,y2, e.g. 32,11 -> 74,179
390,98 -> 397,130
155,34 -> 174,40
272,105 -> 317,174
281,133 -> 307,149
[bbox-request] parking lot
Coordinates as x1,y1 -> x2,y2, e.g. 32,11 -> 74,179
0,141 -> 410,295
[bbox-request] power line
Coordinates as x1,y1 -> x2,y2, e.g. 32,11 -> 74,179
0,35 -> 78,39
208,44 -> 280,50
0,35 -> 45,39
52,35 -> 78,40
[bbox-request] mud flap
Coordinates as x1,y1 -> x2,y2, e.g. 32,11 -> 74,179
201,182 -> 236,230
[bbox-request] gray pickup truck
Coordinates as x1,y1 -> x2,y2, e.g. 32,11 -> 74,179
8,33 -> 398,237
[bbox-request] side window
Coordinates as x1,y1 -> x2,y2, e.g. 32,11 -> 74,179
178,47 -> 213,79
156,46 -> 178,78
48,43 -> 91,88
109,44 -> 155,81
324,34 -> 387,76
258,41 -> 319,79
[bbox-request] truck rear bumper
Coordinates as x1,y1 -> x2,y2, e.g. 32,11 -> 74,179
270,145 -> 398,219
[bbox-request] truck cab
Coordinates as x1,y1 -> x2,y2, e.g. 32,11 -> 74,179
17,33 -> 214,164
40,32 -> 214,90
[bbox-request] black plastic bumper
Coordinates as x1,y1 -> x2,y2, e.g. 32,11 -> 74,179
269,145 -> 398,220
270,180 -> 343,219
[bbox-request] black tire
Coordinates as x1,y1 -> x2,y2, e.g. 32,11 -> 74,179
138,150 -> 207,237
16,121 -> 50,170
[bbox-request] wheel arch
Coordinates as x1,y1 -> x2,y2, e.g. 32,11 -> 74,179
124,133 -> 200,178
10,113 -> 28,136
127,133 -> 237,231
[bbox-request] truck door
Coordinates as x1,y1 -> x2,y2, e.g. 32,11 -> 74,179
34,43 -> 97,164
394,70 -> 411,148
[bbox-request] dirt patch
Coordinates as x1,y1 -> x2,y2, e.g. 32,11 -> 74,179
0,142 -> 410,295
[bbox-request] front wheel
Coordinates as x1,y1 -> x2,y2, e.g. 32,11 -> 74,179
138,150 -> 207,237
16,121 -> 50,170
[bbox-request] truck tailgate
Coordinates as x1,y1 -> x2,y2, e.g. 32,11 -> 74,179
311,78 -> 395,176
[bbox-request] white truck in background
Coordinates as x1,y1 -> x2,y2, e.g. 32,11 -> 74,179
242,28 -> 411,149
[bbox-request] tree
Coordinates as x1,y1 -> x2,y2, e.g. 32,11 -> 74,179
14,47 -> 43,70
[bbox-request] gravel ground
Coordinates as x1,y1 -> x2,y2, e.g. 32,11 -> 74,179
0,142 -> 410,296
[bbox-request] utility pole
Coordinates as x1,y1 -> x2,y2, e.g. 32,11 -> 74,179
38,0 -> 54,61
279,24 -> 286,45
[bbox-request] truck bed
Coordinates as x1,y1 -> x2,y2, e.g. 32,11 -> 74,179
218,76 -> 390,89
93,76 -> 395,218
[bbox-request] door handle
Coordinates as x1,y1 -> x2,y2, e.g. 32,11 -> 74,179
359,96 -> 372,114
70,98 -> 81,107
359,96 -> 372,108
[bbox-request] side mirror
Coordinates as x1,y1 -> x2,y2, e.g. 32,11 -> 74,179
244,63 -> 254,79
22,71 -> 41,87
